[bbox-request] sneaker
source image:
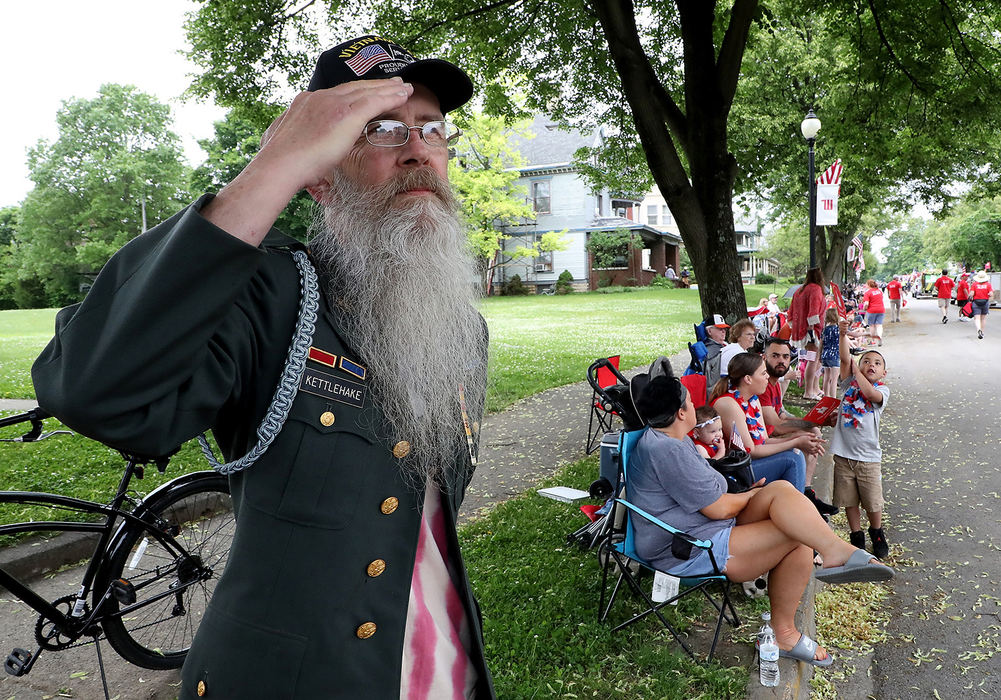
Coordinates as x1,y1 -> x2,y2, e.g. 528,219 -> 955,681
868,527 -> 889,559
805,487 -> 839,516
850,530 -> 865,550
979,330 -> 984,339
850,346 -> 865,356
943,316 -> 948,324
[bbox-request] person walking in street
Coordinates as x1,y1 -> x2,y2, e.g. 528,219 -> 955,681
970,269 -> 994,339
862,279 -> 885,346
933,269 -> 954,324
886,276 -> 903,323
831,319 -> 891,559
954,272 -> 971,322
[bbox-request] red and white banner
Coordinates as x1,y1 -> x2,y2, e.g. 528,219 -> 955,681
815,159 -> 842,226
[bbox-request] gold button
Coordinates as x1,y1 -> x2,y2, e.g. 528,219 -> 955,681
356,621 -> 377,639
197,680 -> 207,697
380,497 -> 399,514
392,441 -> 411,458
319,411 -> 335,427
367,559 -> 386,577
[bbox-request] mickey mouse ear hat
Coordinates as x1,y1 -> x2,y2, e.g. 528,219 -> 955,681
629,356 -> 688,429
307,35 -> 473,113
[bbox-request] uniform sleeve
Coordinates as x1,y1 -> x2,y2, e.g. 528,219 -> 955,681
31,196 -> 299,457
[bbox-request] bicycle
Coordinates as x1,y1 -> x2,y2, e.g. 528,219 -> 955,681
0,407 -> 235,698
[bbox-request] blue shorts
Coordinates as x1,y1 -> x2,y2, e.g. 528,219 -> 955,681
666,526 -> 732,578
973,299 -> 989,316
866,312 -> 884,325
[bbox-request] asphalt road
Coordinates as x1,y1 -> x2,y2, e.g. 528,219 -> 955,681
862,296 -> 1000,699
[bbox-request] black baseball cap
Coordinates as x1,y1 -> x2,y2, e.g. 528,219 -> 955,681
307,35 -> 473,113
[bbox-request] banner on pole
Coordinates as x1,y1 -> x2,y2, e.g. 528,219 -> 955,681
816,184 -> 839,226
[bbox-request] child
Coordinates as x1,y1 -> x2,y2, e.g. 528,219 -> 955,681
830,318 -> 891,559
690,405 -> 724,458
820,307 -> 840,398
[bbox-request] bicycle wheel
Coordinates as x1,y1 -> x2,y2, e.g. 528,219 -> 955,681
100,471 -> 235,669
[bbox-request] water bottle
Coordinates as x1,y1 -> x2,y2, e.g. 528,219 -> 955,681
757,611 -> 773,642
759,630 -> 780,687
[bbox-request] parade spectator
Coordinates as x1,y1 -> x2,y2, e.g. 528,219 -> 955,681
709,353 -> 823,493
970,269 -> 994,339
955,272 -> 971,322
665,265 -> 678,282
703,314 -> 729,359
862,279 -> 885,346
933,269 -> 954,324
32,35 -> 494,699
832,319 -> 891,559
627,367 -> 892,667
690,405 -> 724,458
767,293 -> 782,334
720,319 -> 758,377
821,307 -> 841,398
758,337 -> 837,517
886,276 -> 903,323
788,268 -> 826,400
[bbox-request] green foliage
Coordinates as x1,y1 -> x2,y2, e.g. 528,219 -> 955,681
755,272 -> 775,284
762,221 -> 810,279
554,269 -> 574,295
501,274 -> 529,296
927,195 -> 1001,269
586,230 -> 640,269
192,110 -> 313,241
648,275 -> 673,288
4,85 -> 190,307
0,308 -> 58,398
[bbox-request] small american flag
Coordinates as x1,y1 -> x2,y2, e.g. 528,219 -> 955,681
344,45 -> 392,76
730,422 -> 746,453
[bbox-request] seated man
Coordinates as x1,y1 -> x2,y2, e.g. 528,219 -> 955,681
759,338 -> 837,516
703,314 -> 729,360
626,361 -> 893,667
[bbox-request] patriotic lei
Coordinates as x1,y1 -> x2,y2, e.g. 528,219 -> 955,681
726,388 -> 767,445
840,378 -> 884,429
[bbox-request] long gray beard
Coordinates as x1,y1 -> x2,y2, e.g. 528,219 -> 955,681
308,168 -> 486,489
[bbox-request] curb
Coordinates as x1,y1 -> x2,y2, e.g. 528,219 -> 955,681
0,531 -> 100,591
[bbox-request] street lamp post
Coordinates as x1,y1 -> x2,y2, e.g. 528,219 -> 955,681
801,109 -> 821,269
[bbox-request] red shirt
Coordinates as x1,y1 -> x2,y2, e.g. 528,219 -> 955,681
863,287 -> 885,314
972,280 -> 994,300
955,280 -> 971,301
759,381 -> 783,437
886,279 -> 902,300
934,275 -> 954,299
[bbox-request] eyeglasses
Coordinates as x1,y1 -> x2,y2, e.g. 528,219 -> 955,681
363,120 -> 461,148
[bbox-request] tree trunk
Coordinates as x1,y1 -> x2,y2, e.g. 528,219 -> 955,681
592,0 -> 757,323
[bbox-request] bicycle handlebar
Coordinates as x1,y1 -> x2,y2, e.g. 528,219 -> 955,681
0,407 -> 70,443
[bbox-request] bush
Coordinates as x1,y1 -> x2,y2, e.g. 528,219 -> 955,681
501,274 -> 529,296
648,276 -> 673,288
755,272 -> 776,284
554,270 -> 574,295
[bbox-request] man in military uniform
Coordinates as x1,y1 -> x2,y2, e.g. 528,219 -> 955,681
32,35 -> 493,699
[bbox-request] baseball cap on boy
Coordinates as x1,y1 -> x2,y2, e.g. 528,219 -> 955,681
307,35 -> 473,113
703,314 -> 729,329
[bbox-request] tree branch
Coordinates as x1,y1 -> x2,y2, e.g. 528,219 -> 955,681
866,0 -> 924,92
406,0 -> 524,43
716,0 -> 759,114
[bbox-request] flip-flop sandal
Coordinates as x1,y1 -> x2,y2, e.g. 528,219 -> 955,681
814,548 -> 894,584
779,633 -> 834,667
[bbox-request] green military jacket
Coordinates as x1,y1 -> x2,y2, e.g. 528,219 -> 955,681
32,197 -> 494,699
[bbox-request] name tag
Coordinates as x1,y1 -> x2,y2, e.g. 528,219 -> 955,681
299,367 -> 367,408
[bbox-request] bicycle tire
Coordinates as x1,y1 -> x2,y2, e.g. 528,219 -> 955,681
100,471 -> 234,670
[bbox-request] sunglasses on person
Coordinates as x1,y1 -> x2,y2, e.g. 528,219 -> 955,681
363,120 -> 461,148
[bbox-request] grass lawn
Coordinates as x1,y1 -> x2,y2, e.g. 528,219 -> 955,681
0,308 -> 59,399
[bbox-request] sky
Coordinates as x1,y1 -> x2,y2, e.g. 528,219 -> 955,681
0,0 -> 227,208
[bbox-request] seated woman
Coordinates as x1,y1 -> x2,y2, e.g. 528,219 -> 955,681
718,319 -> 758,378
710,352 -> 825,493
627,367 -> 893,666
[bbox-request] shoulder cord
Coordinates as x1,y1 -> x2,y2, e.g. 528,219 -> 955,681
198,249 -> 319,474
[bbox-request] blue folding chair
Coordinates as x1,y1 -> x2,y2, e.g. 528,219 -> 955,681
597,429 -> 740,662
693,321 -> 708,343
684,341 -> 708,375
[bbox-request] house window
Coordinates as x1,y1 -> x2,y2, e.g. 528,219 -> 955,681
647,204 -> 659,225
535,250 -> 554,273
531,180 -> 551,214
596,194 -> 603,217
662,210 -> 673,225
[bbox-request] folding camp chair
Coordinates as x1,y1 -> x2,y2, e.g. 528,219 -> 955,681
693,321 -> 708,343
586,355 -> 622,454
679,373 -> 707,409
597,429 -> 740,662
685,340 -> 708,375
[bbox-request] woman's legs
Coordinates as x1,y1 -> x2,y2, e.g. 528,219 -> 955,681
804,342 -> 820,398
752,449 -> 807,493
